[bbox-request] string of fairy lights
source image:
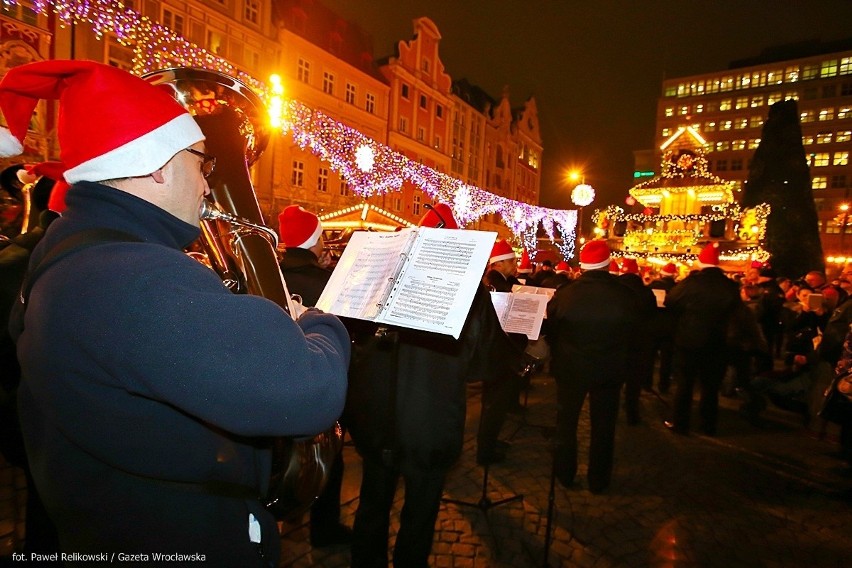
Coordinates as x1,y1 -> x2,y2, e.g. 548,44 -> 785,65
14,0 -> 578,259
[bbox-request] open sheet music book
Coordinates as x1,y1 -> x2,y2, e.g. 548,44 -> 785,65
489,292 -> 549,340
316,227 -> 497,338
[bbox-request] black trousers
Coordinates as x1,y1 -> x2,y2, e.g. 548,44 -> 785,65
351,457 -> 446,568
477,372 -> 522,460
670,347 -> 727,434
309,444 -> 344,536
553,373 -> 622,491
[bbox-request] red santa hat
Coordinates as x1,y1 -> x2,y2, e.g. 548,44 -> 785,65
278,205 -> 322,249
579,239 -> 612,270
26,161 -> 70,213
621,257 -> 640,275
0,60 -> 204,183
518,249 -> 533,273
419,202 -> 459,229
555,261 -> 569,273
696,242 -> 721,268
489,239 -> 516,264
660,262 -> 678,277
608,260 -> 620,274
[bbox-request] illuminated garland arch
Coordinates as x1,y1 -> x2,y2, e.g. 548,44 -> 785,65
25,0 -> 578,259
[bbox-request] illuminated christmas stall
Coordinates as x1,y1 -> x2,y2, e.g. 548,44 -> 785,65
593,127 -> 770,271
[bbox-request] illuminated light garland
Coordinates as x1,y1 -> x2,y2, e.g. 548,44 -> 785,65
629,148 -> 738,206
16,1 -> 578,257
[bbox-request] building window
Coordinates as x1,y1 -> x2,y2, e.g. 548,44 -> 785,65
394,197 -> 402,211
817,132 -> 833,144
716,160 -> 728,171
767,92 -> 783,105
340,180 -> 350,196
298,58 -> 310,83
207,29 -> 225,55
366,93 -> 376,114
291,160 -> 304,187
720,99 -> 732,111
715,141 -> 730,151
720,76 -> 734,91
785,66 -> 800,82
785,91 -> 799,101
803,135 -> 815,145
813,153 -> 830,167
401,84 -> 409,99
837,130 -> 852,143
831,175 -> 847,189
322,72 -> 335,95
843,82 -> 852,97
421,59 -> 430,73
803,87 -> 819,100
732,140 -> 746,151
735,117 -> 748,129
819,108 -> 834,121
420,94 -> 427,109
838,107 -> 851,120
720,120 -> 732,131
750,96 -> 764,108
800,110 -> 814,123
748,139 -> 761,149
750,116 -> 763,128
244,0 -> 259,24
345,83 -> 356,104
841,57 -> 852,75
317,167 -> 328,192
767,69 -> 783,85
106,36 -> 134,70
399,117 -> 408,134
417,126 -> 425,142
834,152 -> 850,166
665,107 -> 675,117
704,121 -> 716,132
735,97 -> 748,109
803,63 -> 820,80
678,105 -> 688,116
823,85 -> 837,98
163,9 -> 184,34
662,127 -> 672,137
413,194 -> 421,216
813,176 -> 827,190
821,59 -> 839,78
731,159 -> 743,171
694,103 -> 704,113
436,104 -> 443,119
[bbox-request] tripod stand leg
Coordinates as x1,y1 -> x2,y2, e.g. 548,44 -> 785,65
441,462 -> 523,512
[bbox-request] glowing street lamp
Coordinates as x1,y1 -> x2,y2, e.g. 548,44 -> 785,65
570,177 -> 596,242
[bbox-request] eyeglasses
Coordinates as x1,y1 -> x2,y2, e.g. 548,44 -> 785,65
184,148 -> 216,178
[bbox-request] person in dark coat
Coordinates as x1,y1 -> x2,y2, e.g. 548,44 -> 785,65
277,204 -> 351,548
664,243 -> 741,435
346,204 -> 525,568
478,239 -> 528,463
618,257 -> 657,424
545,240 -> 641,493
648,262 -> 678,393
2,60 -> 350,566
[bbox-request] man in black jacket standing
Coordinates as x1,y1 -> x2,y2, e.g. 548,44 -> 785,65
546,240 -> 641,493
278,205 -> 351,548
664,243 -> 741,435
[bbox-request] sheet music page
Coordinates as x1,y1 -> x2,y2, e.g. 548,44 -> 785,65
316,230 -> 413,319
379,227 -> 497,338
489,291 -> 548,340
511,284 -> 556,300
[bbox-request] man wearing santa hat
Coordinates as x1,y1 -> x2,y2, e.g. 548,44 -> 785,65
1,60 -> 349,565
664,242 -> 740,436
544,240 -> 641,493
483,238 -> 521,292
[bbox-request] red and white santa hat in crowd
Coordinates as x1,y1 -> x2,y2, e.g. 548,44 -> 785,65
696,242 -> 721,268
608,260 -> 620,274
660,262 -> 678,277
0,60 -> 204,184
419,203 -> 459,229
579,239 -> 612,270
489,239 -> 516,264
555,261 -> 570,273
278,205 -> 323,249
518,249 -> 533,274
621,257 -> 640,275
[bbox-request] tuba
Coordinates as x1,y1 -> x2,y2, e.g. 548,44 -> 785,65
142,68 -> 342,520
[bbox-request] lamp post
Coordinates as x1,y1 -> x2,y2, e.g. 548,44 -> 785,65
840,202 -> 850,254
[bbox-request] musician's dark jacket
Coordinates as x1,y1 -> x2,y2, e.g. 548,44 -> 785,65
278,246 -> 331,307
9,182 -> 350,566
345,284 -> 525,474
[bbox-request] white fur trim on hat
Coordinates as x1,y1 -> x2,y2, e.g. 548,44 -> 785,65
0,126 -> 23,157
63,113 -> 204,183
581,257 -> 612,270
295,221 -> 323,249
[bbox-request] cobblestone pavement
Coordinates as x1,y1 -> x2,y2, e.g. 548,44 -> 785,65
279,372 -> 852,568
3,371 -> 851,567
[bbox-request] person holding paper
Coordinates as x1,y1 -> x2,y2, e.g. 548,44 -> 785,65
347,204 -> 525,568
483,239 -> 521,292
278,205 -> 352,548
545,240 -> 642,493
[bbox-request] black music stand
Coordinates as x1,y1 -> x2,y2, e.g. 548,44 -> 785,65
442,388 -> 523,513
506,358 -> 551,440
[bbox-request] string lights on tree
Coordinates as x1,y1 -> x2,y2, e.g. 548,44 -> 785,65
14,0 -> 578,258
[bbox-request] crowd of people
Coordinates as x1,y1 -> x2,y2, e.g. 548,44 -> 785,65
0,59 -> 851,567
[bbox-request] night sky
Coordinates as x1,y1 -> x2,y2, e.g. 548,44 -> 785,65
321,0 -> 852,217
